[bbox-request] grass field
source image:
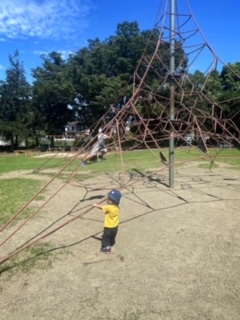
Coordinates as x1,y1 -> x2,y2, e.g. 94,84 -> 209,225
0,147 -> 240,225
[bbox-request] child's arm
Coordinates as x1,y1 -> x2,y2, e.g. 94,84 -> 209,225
93,203 -> 103,210
108,128 -> 114,139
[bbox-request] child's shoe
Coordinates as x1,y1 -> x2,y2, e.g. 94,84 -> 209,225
100,247 -> 111,254
81,160 -> 87,167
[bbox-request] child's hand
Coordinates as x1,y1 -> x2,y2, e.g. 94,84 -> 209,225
93,203 -> 102,209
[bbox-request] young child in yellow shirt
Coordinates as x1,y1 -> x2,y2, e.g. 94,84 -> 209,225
94,189 -> 122,253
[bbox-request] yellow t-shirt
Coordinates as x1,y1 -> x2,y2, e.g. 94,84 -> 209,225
102,204 -> 120,228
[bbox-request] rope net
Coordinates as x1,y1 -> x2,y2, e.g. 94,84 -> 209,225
1,0 -> 240,265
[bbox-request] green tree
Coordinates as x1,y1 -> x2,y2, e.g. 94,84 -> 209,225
32,52 -> 76,138
0,50 -> 32,150
219,62 -> 240,134
67,22 -> 169,124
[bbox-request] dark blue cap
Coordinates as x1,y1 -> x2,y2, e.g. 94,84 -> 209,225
107,189 -> 122,205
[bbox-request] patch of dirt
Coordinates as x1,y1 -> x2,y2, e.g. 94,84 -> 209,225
1,165 -> 240,320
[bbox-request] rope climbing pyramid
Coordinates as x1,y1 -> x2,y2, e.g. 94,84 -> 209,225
1,0 -> 240,265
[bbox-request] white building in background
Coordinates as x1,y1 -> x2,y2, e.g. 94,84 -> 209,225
64,121 -> 89,136
0,136 -> 10,146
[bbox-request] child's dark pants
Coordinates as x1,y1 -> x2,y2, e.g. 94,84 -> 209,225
102,226 -> 118,248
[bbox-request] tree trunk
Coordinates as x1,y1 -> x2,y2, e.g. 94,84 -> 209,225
14,135 -> 18,149
35,137 -> 39,147
10,135 -> 14,151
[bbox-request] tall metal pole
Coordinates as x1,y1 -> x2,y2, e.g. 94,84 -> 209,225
169,0 -> 176,188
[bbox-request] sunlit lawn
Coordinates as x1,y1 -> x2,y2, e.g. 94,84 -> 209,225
0,147 -> 240,174
0,147 -> 239,224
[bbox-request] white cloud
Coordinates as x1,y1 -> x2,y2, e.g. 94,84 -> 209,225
0,64 -> 5,71
34,49 -> 75,60
0,0 -> 92,40
57,50 -> 75,60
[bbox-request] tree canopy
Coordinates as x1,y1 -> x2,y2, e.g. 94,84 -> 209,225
0,21 -> 239,149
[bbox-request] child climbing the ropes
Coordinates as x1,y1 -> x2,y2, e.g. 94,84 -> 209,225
93,189 -> 122,254
81,127 -> 113,166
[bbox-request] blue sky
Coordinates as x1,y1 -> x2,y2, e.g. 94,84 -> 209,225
0,0 -> 239,83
